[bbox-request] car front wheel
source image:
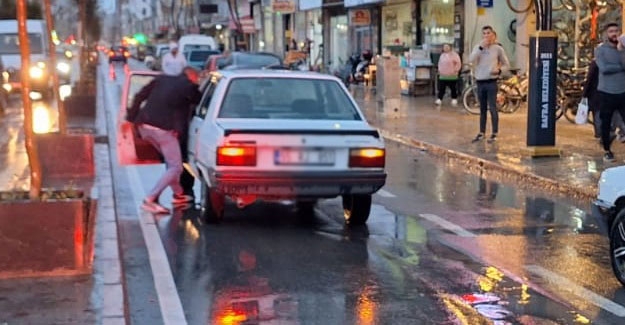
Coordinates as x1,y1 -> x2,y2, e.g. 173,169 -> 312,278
609,208 -> 625,286
342,194 -> 372,226
200,178 -> 225,223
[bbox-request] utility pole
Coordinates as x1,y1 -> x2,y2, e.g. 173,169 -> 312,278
16,0 -> 43,199
43,0 -> 66,134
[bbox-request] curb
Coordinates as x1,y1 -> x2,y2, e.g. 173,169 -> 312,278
378,129 -> 597,203
94,61 -> 127,325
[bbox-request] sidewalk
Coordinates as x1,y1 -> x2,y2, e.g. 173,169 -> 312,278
353,87 -> 623,202
0,68 -> 125,324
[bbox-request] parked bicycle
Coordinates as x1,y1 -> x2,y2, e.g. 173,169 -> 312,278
461,66 -> 523,115
557,67 -> 593,124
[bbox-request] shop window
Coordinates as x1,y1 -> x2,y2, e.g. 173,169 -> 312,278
421,0 -> 455,48
382,3 -> 413,47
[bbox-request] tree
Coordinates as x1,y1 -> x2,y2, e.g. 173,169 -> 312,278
73,0 -> 100,44
0,0 -> 42,19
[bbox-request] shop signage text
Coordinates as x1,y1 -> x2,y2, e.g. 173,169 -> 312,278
476,0 -> 493,8
345,0 -> 384,8
540,52 -> 551,128
273,0 -> 296,13
350,9 -> 371,26
299,0 -> 323,10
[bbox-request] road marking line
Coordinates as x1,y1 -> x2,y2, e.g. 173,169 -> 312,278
376,189 -> 396,198
126,166 -> 188,325
418,213 -> 477,237
525,265 -> 625,317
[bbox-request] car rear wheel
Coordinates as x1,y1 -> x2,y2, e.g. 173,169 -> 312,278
200,178 -> 225,223
342,194 -> 372,226
609,208 -> 625,287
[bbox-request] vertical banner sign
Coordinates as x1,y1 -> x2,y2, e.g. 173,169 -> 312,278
527,31 -> 558,146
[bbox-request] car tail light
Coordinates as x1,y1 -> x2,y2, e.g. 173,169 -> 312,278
217,146 -> 256,166
124,51 -> 130,58
108,50 -> 114,57
349,148 -> 385,168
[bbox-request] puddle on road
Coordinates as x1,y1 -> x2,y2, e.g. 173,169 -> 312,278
384,143 -> 603,238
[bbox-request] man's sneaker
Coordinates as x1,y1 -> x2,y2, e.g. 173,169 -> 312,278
451,99 -> 458,107
141,200 -> 170,214
172,193 -> 194,205
435,99 -> 442,106
604,151 -> 616,162
471,133 -> 485,143
487,134 -> 497,143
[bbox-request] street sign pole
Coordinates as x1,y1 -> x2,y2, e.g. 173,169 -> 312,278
524,0 -> 561,157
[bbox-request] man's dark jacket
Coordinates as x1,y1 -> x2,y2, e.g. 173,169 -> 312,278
128,74 -> 202,135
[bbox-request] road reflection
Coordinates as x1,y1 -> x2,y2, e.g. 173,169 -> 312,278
157,204 -> 382,325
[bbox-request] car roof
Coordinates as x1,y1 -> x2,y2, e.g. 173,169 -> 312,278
215,69 -> 341,81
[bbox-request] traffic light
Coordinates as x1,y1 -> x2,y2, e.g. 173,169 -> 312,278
133,33 -> 147,45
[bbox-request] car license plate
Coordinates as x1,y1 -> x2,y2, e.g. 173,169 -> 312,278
275,149 -> 335,165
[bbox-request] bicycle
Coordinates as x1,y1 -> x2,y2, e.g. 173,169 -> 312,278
557,67 -> 593,124
462,68 -> 523,115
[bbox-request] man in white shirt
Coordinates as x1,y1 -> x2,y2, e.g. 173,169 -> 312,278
161,42 -> 187,76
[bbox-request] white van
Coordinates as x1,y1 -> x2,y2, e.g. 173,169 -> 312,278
0,19 -> 50,95
178,34 -> 217,55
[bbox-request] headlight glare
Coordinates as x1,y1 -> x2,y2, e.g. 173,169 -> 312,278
56,62 -> 70,74
29,66 -> 44,79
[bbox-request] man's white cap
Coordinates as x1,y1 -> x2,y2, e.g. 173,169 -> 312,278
169,41 -> 179,49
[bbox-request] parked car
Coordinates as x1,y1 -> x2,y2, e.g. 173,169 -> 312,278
199,54 -> 226,82
147,44 -> 170,71
219,52 -> 284,70
185,49 -> 220,71
592,166 -> 625,286
117,70 -> 387,225
108,46 -> 129,64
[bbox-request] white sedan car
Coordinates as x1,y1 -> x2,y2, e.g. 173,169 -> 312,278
118,70 -> 386,225
189,70 -> 386,224
592,166 -> 625,285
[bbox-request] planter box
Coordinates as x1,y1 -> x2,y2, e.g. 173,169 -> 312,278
0,193 -> 96,278
35,133 -> 94,190
64,94 -> 96,133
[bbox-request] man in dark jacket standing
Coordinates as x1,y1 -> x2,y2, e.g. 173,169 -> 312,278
129,67 -> 202,213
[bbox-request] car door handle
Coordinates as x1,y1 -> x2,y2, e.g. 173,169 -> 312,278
193,128 -> 199,134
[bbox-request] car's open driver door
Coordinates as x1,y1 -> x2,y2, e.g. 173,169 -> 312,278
117,71 -> 163,165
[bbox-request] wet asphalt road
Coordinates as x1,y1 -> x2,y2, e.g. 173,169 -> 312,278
102,61 -> 625,325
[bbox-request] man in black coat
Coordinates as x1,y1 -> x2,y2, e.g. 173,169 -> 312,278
128,67 -> 202,214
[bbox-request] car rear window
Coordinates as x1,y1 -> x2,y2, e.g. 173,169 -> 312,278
235,53 -> 281,68
189,50 -> 219,62
218,78 -> 361,120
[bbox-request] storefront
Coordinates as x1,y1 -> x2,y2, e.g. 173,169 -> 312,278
297,0 -> 324,67
344,0 -> 382,56
380,0 -> 415,50
322,0 -> 348,71
420,0 -> 456,51
261,5 -> 275,52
